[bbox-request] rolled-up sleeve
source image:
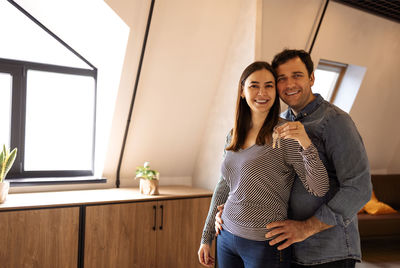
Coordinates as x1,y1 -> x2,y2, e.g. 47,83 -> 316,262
314,114 -> 372,226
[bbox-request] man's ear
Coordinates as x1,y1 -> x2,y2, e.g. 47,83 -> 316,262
309,72 -> 315,86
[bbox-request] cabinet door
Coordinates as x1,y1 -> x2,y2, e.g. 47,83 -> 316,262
156,197 -> 212,268
84,201 -> 157,268
0,207 -> 79,268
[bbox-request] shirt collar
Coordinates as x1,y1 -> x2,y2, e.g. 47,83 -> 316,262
286,93 -> 323,121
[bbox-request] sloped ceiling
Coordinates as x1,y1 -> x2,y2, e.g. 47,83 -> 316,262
334,0 -> 400,23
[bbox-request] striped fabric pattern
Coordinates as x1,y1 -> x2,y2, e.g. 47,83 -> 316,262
201,138 -> 329,245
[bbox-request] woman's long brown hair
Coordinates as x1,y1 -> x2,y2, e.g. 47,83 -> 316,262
226,61 -> 280,151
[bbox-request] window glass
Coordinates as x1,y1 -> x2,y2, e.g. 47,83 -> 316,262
0,1 -> 91,69
24,70 -> 95,171
0,73 -> 12,148
313,60 -> 347,102
313,69 -> 339,101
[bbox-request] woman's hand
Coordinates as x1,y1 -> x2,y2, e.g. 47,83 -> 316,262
275,122 -> 311,150
198,244 -> 215,267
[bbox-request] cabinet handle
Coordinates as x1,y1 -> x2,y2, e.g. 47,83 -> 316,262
153,205 -> 157,231
159,205 -> 164,230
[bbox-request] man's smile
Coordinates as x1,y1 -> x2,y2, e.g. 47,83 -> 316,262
285,90 -> 301,96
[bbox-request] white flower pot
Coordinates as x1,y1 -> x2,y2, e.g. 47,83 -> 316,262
0,181 -> 10,204
139,179 -> 159,195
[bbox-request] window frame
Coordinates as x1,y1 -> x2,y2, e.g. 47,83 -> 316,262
315,59 -> 348,103
1,0 -> 100,183
1,57 -> 97,180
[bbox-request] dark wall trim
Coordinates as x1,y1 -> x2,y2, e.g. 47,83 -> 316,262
116,0 -> 156,188
309,0 -> 330,54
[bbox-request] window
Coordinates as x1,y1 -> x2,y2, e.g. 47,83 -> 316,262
24,70 -> 95,172
313,59 -> 347,102
1,0 -> 97,181
0,72 -> 12,148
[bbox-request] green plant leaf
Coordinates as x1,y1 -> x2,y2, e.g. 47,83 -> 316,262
0,150 -> 4,166
0,146 -> 17,182
3,148 -> 17,179
135,161 -> 159,180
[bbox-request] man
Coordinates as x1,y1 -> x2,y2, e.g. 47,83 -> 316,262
216,49 -> 372,267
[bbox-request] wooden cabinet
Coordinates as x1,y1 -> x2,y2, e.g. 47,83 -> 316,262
156,197 -> 212,268
0,186 -> 213,268
84,201 -> 158,268
84,197 -> 212,268
0,207 -> 79,268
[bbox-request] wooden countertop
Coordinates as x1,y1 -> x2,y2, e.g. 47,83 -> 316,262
0,186 -> 213,211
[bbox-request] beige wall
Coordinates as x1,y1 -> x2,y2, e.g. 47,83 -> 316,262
102,0 -> 152,187
192,0 -> 400,189
261,0 -> 325,60
192,0 -> 260,190
109,0 -> 259,187
311,1 -> 400,174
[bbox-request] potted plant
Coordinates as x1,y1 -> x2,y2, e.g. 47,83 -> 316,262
0,145 -> 17,203
135,161 -> 159,195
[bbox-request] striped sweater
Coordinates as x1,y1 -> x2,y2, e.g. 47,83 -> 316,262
201,136 -> 329,245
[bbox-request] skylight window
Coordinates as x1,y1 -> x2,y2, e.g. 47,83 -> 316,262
313,59 -> 347,102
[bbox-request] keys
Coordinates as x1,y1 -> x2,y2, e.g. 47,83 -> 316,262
272,129 -> 280,149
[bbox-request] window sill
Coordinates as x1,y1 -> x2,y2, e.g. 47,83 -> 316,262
7,177 -> 107,187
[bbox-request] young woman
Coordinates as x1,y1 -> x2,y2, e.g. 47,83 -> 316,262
197,62 -> 329,268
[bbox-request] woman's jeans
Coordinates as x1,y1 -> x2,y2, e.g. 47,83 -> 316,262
216,230 -> 291,268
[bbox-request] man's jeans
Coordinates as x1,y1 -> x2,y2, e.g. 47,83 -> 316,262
291,259 -> 356,268
216,230 -> 291,268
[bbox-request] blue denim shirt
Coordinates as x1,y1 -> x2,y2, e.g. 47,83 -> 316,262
284,94 -> 372,265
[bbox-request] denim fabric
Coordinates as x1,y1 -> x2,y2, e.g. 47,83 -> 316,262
284,94 -> 372,265
291,258 -> 356,268
216,230 -> 291,268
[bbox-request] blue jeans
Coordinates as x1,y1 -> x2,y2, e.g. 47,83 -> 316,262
291,259 -> 356,268
216,230 -> 291,268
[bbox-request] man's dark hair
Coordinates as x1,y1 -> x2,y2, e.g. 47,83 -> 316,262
272,49 -> 314,77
